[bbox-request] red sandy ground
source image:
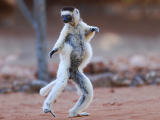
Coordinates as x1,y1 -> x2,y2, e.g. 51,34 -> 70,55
0,86 -> 160,120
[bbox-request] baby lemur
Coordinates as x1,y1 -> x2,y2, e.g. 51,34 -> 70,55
40,6 -> 99,118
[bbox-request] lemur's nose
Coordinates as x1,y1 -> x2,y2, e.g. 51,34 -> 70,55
63,16 -> 68,23
63,19 -> 68,23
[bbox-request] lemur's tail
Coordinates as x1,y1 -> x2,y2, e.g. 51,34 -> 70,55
39,80 -> 57,96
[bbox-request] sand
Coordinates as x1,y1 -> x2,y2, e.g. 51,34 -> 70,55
0,86 -> 160,120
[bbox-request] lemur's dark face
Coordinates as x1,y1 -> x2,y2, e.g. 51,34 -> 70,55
61,15 -> 72,23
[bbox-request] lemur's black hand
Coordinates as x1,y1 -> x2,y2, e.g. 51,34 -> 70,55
90,27 -> 99,33
49,48 -> 58,58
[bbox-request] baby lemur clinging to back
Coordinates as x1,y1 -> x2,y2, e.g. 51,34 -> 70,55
40,6 -> 99,118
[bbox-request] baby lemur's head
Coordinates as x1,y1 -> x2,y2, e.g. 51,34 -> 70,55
61,6 -> 81,26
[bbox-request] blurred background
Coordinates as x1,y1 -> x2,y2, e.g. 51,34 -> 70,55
1,0 -> 160,93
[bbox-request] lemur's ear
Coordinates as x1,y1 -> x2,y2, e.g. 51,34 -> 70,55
76,10 -> 78,14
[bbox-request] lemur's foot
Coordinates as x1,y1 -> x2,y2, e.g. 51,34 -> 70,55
43,103 -> 56,117
68,114 -> 82,118
68,111 -> 90,118
43,108 -> 56,117
79,112 -> 90,116
90,27 -> 99,33
68,110 -> 78,118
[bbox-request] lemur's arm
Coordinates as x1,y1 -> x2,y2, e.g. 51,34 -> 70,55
82,22 -> 99,42
49,25 -> 68,58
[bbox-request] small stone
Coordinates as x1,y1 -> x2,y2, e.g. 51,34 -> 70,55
28,80 -> 48,93
20,85 -> 30,92
64,84 -> 76,91
109,88 -> 115,93
88,73 -> 113,88
0,88 -> 12,94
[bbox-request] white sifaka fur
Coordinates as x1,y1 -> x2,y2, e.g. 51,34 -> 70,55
40,6 -> 99,118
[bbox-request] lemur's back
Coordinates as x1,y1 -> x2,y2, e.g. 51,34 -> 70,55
65,25 -> 86,71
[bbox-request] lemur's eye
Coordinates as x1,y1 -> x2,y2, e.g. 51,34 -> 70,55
61,16 -> 64,19
68,16 -> 71,18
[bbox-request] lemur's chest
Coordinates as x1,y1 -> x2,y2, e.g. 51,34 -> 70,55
65,25 -> 85,49
68,25 -> 85,39
65,25 -> 85,62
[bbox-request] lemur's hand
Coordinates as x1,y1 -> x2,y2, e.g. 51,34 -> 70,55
49,48 -> 58,58
90,27 -> 99,33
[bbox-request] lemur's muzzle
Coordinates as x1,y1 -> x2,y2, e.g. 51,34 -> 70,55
63,17 -> 68,23
62,15 -> 72,23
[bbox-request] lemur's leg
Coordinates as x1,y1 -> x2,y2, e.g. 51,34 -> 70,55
42,63 -> 69,117
39,80 -> 57,96
69,72 -> 93,117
